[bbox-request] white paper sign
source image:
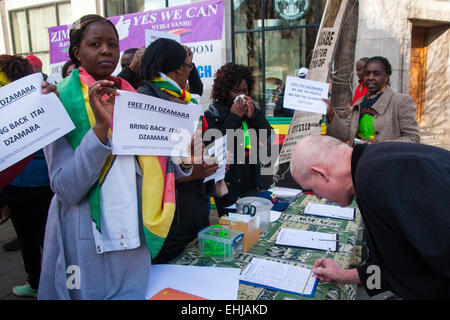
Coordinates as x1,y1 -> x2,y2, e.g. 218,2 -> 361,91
276,228 -> 337,251
0,73 -> 75,172
146,264 -> 240,300
145,29 -> 181,47
304,203 -> 355,220
112,90 -> 202,156
204,134 -> 227,183
283,76 -> 329,114
239,257 -> 317,297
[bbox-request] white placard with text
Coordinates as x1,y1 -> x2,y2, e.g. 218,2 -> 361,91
112,90 -> 202,156
0,73 -> 75,171
283,76 -> 329,114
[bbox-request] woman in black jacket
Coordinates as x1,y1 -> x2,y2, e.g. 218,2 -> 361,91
204,63 -> 274,216
138,38 -> 218,263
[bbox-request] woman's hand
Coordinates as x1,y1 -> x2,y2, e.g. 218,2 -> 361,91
191,158 -> 219,180
177,156 -> 219,182
323,98 -> 335,123
41,81 -> 59,98
183,45 -> 193,62
244,96 -> 254,119
128,46 -> 146,74
89,80 -> 119,144
230,96 -> 248,117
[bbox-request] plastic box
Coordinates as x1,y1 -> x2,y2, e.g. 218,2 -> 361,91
198,225 -> 244,261
219,215 -> 260,252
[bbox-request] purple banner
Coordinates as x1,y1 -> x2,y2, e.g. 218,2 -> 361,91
49,0 -> 224,64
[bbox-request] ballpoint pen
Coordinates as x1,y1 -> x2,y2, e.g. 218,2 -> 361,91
301,248 -> 331,296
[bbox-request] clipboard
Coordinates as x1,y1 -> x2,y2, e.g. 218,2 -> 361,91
238,258 -> 319,298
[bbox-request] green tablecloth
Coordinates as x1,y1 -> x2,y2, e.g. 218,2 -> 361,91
170,194 -> 365,300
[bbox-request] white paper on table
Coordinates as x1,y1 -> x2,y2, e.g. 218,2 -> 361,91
239,257 -> 317,297
112,90 -> 202,156
270,210 -> 282,222
226,213 -> 254,223
269,187 -> 302,198
146,264 -> 241,300
0,73 -> 75,171
276,228 -> 337,251
204,134 -> 227,183
283,76 -> 329,114
304,202 -> 355,220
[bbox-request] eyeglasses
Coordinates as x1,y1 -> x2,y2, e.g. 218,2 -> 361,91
183,62 -> 193,71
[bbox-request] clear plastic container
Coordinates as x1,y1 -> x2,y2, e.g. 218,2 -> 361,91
198,225 -> 243,261
236,197 -> 273,233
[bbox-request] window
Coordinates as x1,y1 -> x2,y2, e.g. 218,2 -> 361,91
9,1 -> 72,74
104,0 -> 192,16
232,0 -> 326,114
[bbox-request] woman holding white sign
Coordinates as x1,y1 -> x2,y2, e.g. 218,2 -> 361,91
138,38 -> 219,264
39,15 -> 192,300
0,54 -> 57,298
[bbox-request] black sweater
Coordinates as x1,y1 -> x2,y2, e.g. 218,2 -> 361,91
137,81 -> 211,263
204,101 -> 274,210
352,143 -> 450,299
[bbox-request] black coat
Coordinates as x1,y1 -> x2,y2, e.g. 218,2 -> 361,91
137,81 -> 211,263
204,100 -> 274,215
352,143 -> 450,299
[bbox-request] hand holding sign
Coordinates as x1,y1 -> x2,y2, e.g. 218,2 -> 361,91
88,80 -> 120,144
322,98 -> 335,123
0,73 -> 75,172
191,160 -> 219,180
41,81 -> 58,97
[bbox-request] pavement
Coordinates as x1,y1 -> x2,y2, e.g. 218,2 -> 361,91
0,210 -> 393,300
0,219 -> 35,300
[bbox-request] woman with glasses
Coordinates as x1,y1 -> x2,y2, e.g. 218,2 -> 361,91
138,38 -> 218,264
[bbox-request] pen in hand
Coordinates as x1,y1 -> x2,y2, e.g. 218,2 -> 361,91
301,248 -> 331,296
317,248 -> 331,268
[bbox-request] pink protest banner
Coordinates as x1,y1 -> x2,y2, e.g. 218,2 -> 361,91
48,0 -> 224,85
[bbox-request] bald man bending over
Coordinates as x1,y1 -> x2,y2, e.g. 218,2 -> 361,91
290,135 -> 450,299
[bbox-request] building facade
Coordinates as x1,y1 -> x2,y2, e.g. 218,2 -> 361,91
0,0 -> 448,148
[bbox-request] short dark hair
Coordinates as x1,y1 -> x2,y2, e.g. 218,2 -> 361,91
358,57 -> 370,64
0,54 -> 34,82
123,48 -> 138,56
69,14 -> 118,67
61,60 -> 76,78
141,38 -> 186,80
365,56 -> 392,86
211,63 -> 255,102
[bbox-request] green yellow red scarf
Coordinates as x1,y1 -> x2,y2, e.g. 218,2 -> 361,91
151,72 -> 198,105
0,71 -> 10,87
